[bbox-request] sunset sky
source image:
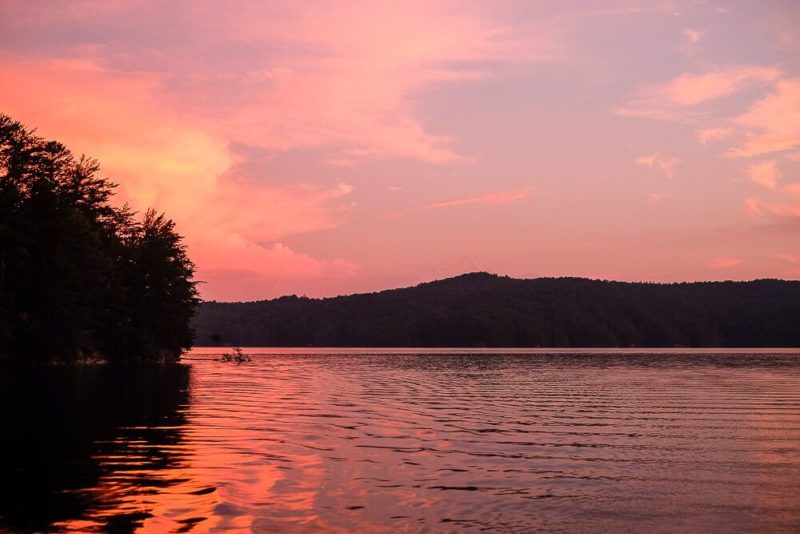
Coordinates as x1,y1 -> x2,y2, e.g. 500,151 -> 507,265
1,0 -> 799,301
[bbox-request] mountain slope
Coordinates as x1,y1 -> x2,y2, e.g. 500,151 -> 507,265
192,273 -> 800,347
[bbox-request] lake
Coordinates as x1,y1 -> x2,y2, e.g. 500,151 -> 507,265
2,349 -> 800,532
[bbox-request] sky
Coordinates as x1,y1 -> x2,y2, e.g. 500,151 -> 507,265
1,0 -> 799,301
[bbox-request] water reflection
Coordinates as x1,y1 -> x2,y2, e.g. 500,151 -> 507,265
0,364 -> 191,532
2,351 -> 800,532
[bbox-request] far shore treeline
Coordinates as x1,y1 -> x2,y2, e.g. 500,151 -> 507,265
0,114 -> 198,362
194,273 -> 800,348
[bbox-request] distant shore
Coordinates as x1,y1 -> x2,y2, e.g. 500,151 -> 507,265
192,273 -> 800,349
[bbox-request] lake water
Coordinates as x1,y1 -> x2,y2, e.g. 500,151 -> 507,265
2,349 -> 800,532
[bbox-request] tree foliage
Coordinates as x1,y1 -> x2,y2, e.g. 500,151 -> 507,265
193,272 -> 800,348
0,114 -> 198,362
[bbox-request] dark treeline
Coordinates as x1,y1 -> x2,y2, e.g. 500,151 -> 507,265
0,114 -> 198,362
194,273 -> 800,347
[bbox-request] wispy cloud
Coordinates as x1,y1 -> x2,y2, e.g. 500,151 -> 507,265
683,28 -> 701,44
774,253 -> 799,263
744,196 -> 800,219
680,28 -> 701,58
747,160 -> 780,189
389,188 -> 532,219
618,66 -> 781,121
728,78 -> 800,158
636,153 -> 681,177
709,257 -> 742,269
663,67 -> 780,106
420,189 -> 531,211
696,127 -> 734,144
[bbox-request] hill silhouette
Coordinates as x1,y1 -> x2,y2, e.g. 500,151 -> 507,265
192,273 -> 800,347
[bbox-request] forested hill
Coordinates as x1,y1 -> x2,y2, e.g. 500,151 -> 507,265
192,273 -> 800,348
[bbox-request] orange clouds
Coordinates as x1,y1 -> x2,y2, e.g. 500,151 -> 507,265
3,1 -> 799,297
2,1 -> 562,165
630,70 -> 800,161
0,53 -> 360,299
729,79 -> 800,158
618,66 -> 782,122
744,196 -> 800,219
728,82 -> 800,229
747,160 -> 780,189
147,1 -> 551,165
696,127 -> 734,144
663,66 -> 780,106
622,63 -> 800,247
1,1 -> 553,298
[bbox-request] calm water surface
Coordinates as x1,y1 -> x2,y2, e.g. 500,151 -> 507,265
2,349 -> 800,532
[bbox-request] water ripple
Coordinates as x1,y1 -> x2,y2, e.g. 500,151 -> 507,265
2,350 -> 800,532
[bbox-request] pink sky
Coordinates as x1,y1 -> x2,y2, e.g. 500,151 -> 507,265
1,1 -> 799,301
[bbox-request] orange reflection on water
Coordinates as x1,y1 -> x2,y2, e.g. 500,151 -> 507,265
4,350 -> 800,532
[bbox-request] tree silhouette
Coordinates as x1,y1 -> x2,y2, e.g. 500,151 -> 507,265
0,114 -> 198,362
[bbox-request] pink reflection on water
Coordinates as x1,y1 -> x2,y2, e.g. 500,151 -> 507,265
37,349 -> 800,532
